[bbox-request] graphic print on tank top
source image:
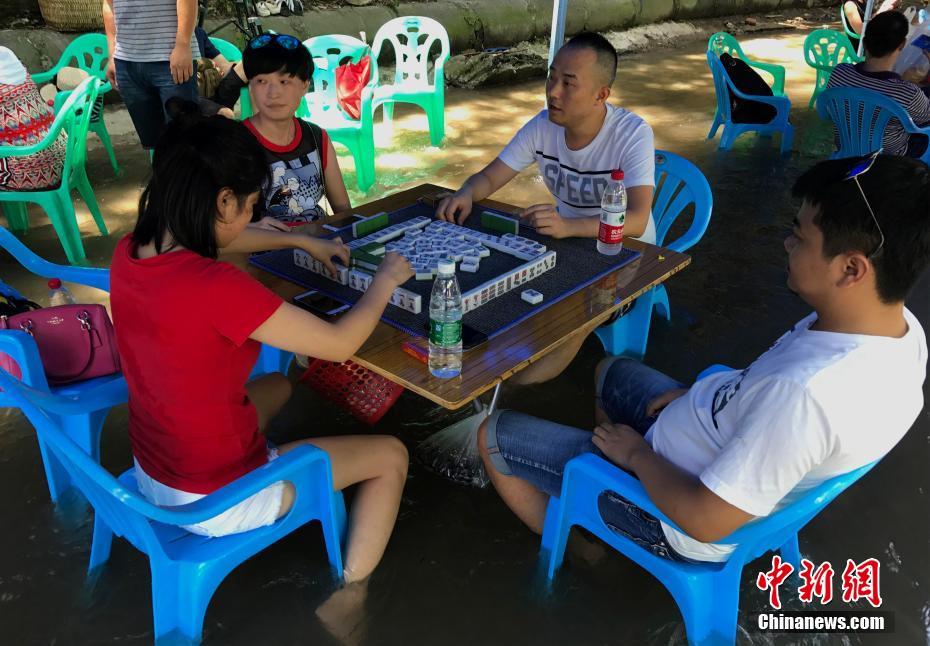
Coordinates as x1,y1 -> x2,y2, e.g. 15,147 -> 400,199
264,151 -> 325,224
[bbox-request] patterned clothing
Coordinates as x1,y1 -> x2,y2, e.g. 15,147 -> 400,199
244,117 -> 330,226
0,73 -> 66,191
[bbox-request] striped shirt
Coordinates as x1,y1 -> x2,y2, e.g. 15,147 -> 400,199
113,0 -> 199,63
825,62 -> 930,156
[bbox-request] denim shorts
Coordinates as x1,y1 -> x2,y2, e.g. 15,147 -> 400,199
485,358 -> 691,561
115,59 -> 198,148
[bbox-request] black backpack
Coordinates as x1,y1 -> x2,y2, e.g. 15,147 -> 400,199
720,53 -> 778,125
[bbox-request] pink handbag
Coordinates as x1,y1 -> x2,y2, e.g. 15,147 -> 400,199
0,304 -> 121,385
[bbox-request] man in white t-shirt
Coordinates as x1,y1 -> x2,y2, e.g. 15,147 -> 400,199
436,32 -> 656,384
477,154 -> 928,564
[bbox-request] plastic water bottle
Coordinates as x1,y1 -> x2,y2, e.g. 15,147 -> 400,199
428,260 -> 463,378
47,278 -> 75,306
598,169 -> 627,256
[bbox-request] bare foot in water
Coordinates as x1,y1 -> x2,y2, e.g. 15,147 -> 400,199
315,579 -> 369,645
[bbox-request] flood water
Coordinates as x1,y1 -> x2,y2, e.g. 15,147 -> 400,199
0,28 -> 928,645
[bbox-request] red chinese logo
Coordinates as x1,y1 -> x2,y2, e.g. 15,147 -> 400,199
841,558 -> 882,608
756,555 -> 794,609
798,559 -> 834,604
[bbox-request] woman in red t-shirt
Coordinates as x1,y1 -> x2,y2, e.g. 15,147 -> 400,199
110,109 -> 412,585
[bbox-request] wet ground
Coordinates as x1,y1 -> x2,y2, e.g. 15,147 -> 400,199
1,28 -> 928,645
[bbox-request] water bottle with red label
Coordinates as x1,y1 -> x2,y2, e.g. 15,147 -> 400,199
598,169 -> 626,256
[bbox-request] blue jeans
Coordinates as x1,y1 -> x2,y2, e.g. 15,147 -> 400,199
115,59 -> 198,148
485,358 -> 691,561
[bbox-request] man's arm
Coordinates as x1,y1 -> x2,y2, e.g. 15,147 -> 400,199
102,0 -> 117,87
593,423 -> 753,543
169,0 -> 197,84
520,184 -> 653,240
435,158 -> 519,224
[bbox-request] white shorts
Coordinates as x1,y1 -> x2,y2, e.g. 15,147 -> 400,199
133,448 -> 286,538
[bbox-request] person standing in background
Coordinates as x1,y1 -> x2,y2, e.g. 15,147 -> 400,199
102,0 -> 200,149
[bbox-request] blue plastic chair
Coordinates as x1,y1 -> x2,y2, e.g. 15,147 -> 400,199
540,364 -> 879,645
595,150 -> 713,359
370,16 -> 451,146
0,367 -> 346,643
0,225 -> 126,502
816,86 -> 930,164
302,35 -> 377,192
706,51 -> 793,154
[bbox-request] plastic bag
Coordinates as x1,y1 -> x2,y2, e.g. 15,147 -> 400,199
414,409 -> 490,488
893,20 -> 930,84
335,55 -> 371,121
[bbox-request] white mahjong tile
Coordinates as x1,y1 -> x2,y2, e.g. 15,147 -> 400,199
460,262 -> 478,273
521,289 -> 543,304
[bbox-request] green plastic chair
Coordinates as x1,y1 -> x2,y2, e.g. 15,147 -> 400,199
31,33 -> 119,176
209,36 -> 254,118
707,32 -> 786,97
803,29 -> 862,108
371,16 -> 451,146
302,35 -> 377,192
0,77 -> 108,265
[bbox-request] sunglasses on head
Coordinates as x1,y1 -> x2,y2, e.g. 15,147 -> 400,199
842,149 -> 885,260
248,33 -> 301,50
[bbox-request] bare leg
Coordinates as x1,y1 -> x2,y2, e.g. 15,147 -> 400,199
276,435 -> 408,582
246,372 -> 293,432
476,419 -> 548,534
508,334 -> 587,387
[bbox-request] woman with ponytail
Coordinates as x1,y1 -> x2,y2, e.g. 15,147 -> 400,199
110,104 -> 413,583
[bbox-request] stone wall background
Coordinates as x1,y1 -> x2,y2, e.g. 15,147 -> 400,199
1,0 -> 835,72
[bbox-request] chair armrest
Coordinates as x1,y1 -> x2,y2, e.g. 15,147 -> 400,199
0,227 -> 110,291
125,444 -> 333,525
0,117 -> 67,158
725,77 -> 791,112
0,331 -> 50,391
696,364 -> 733,380
562,453 -> 688,535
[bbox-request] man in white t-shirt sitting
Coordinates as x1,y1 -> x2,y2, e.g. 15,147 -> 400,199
477,154 -> 928,563
436,32 -> 655,384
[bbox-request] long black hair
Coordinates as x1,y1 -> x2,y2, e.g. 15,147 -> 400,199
133,99 -> 269,258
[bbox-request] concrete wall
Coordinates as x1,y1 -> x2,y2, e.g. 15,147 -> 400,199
1,0 -> 829,70
206,0 -> 830,51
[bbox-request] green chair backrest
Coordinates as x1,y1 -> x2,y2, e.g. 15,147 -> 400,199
303,35 -> 370,106
707,31 -> 746,60
372,16 -> 450,86
209,37 -> 243,63
804,29 -> 860,71
59,77 -> 101,186
44,33 -> 110,85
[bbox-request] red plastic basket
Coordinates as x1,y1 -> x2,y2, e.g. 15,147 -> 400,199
299,359 -> 404,425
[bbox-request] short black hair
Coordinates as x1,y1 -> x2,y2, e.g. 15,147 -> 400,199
863,10 -> 909,58
243,35 -> 313,81
563,32 -> 618,86
133,99 -> 270,258
792,155 -> 930,303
